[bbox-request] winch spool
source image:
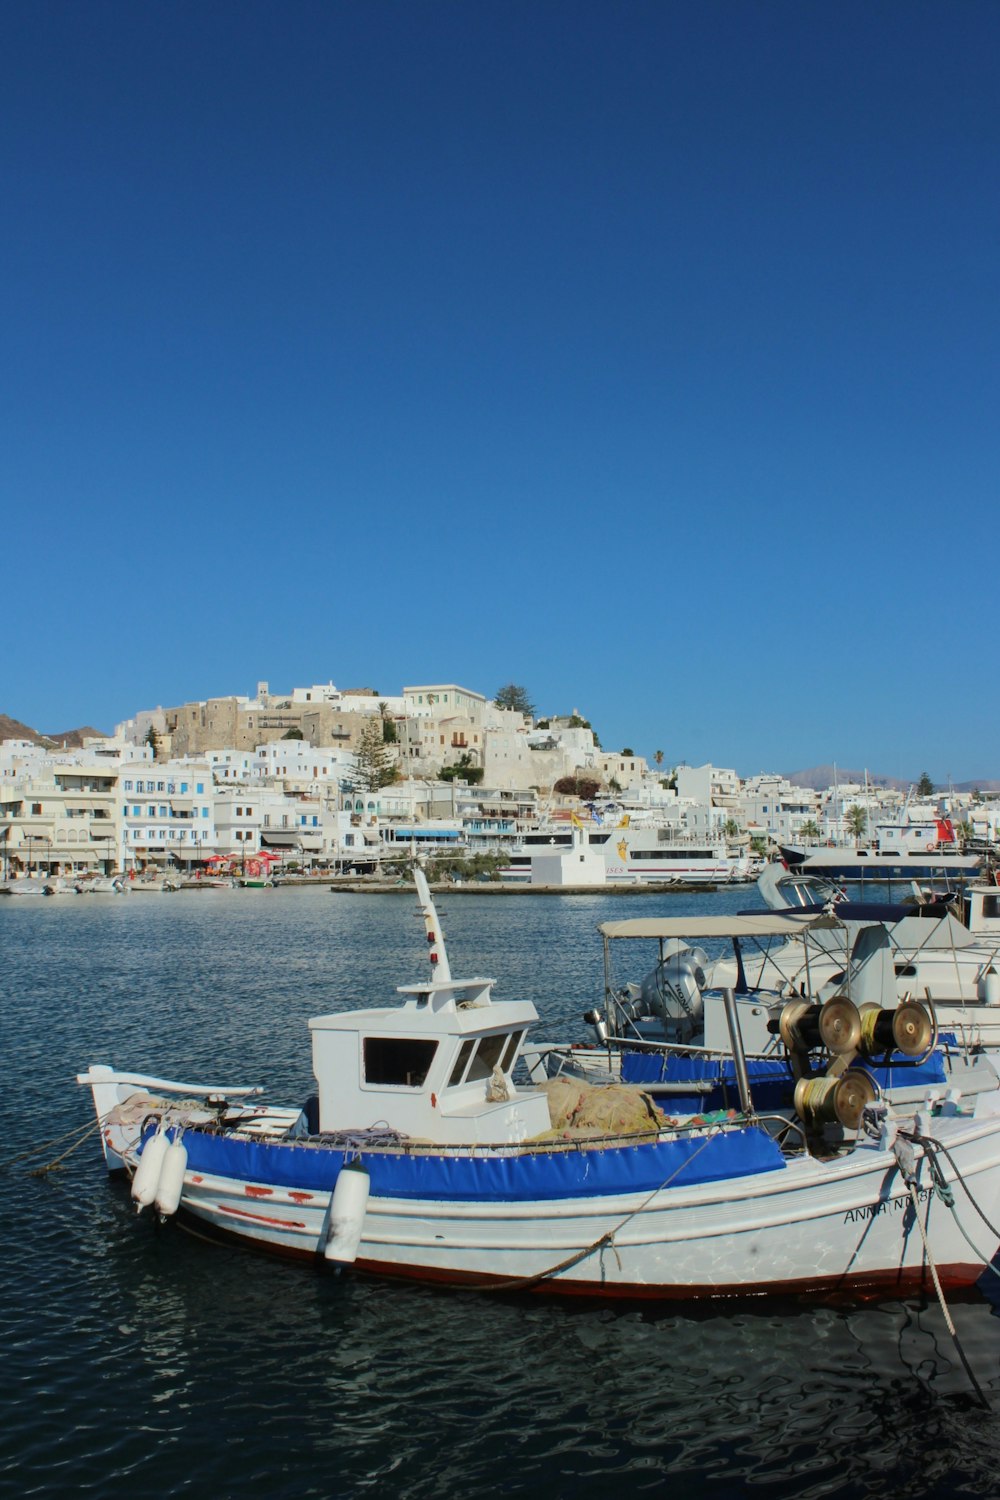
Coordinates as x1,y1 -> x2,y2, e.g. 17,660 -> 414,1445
858,1001 -> 934,1058
890,999 -> 936,1057
817,997 -> 862,1055
777,997 -> 862,1055
778,999 -> 820,1052
793,1070 -> 877,1132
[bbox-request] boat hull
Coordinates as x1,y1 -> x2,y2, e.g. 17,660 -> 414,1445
162,1120 -> 1000,1299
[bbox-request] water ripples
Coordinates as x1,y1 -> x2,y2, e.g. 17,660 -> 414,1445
3,889 -> 1000,1497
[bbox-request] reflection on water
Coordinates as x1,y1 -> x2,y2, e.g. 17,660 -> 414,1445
2,888 -> 1000,1498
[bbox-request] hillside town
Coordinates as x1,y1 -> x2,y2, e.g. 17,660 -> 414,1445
1,677 -> 997,886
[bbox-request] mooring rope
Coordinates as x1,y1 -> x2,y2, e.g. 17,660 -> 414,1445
432,1127 -> 723,1294
3,1116 -> 106,1176
894,1131 -> 990,1408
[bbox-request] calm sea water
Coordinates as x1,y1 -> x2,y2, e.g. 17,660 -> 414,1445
3,886 -> 1000,1499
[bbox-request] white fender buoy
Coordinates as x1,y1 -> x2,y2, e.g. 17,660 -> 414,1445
980,970 -> 1000,1007
154,1135 -> 189,1217
324,1161 -> 370,1265
131,1124 -> 169,1211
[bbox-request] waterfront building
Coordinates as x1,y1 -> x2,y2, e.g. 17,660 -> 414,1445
120,758 -> 216,873
0,759 -> 122,877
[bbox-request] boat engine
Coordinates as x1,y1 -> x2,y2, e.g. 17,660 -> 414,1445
635,941 -> 709,1043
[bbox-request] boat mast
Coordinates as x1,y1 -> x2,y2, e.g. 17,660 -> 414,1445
412,861 -> 452,981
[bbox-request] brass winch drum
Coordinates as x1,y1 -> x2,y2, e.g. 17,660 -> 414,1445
778,997 -> 862,1056
817,997 -> 862,1055
794,1070 -> 877,1132
778,999 -> 821,1052
858,1001 -> 935,1058
891,1000 -> 936,1057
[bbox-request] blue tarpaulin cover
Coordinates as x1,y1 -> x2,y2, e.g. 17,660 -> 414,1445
168,1122 -> 786,1201
621,1054 -> 793,1086
621,1049 -> 948,1090
851,1052 -> 947,1087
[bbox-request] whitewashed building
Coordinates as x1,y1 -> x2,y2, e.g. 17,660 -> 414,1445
120,758 -> 215,871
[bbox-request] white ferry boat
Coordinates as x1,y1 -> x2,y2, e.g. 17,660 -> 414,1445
502,822 -> 750,886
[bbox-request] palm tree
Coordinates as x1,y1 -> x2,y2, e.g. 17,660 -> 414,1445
798,819 -> 821,844
654,750 -> 664,768
845,805 -> 867,843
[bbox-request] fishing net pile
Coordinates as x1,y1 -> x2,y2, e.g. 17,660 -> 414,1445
537,1077 -> 663,1140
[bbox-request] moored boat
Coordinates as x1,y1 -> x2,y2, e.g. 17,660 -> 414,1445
78,868 -> 1000,1299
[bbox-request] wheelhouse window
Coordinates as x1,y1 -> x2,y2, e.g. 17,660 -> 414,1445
363,1037 -> 438,1088
465,1033 -> 508,1083
447,1032 -> 519,1089
448,1038 -> 476,1087
499,1030 -> 524,1072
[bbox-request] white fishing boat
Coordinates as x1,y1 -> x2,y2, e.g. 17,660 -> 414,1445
128,875 -> 181,893
579,865 -> 1000,1055
740,868 -> 1000,1053
530,906 -> 1000,1123
0,877 -> 48,897
81,875 -> 127,895
78,869 -> 1000,1300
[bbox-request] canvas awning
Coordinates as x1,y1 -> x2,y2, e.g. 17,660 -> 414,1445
598,912 -> 838,941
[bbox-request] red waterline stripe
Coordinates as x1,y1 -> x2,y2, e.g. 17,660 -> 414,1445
216,1203 -> 307,1230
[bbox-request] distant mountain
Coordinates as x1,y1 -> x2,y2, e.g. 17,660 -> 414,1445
44,725 -> 104,748
785,766 -> 909,791
786,765 -> 1000,794
0,713 -> 104,748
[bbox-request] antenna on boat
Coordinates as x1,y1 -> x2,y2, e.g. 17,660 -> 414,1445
412,860 -> 452,981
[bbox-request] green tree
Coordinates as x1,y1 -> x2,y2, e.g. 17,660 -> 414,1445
281,727 -> 304,740
917,771 -> 935,797
845,804 -> 868,842
553,775 -> 600,800
799,819 -> 821,842
351,718 -> 397,793
440,764 -> 484,784
723,817 -> 741,840
621,747 -> 635,758
377,701 -> 397,744
494,684 -> 535,718
653,750 -> 664,768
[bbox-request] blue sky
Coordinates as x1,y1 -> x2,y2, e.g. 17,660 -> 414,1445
3,2 -> 997,781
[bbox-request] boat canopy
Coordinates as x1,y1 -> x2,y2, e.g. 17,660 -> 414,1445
598,912 -> 836,941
